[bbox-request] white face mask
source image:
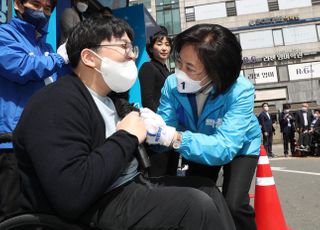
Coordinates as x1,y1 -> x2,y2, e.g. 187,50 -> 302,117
91,51 -> 138,93
175,68 -> 210,94
76,2 -> 88,13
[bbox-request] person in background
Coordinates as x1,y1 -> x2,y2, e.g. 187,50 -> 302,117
13,16 -> 235,230
309,109 -> 320,155
138,26 -> 176,176
258,102 -> 275,157
310,109 -> 320,134
279,104 -> 296,157
142,23 -> 261,230
0,0 -> 68,219
60,0 -> 89,44
296,102 -> 313,150
100,6 -> 112,16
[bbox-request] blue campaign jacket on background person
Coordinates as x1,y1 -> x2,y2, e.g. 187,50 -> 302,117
0,17 -> 65,149
157,74 -> 261,166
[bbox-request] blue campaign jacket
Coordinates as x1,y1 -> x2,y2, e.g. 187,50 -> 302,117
0,17 -> 65,148
157,74 -> 261,166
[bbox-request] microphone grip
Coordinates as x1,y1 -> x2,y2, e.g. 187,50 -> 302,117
137,144 -> 151,169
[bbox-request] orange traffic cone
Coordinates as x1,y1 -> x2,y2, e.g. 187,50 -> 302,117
254,145 -> 291,230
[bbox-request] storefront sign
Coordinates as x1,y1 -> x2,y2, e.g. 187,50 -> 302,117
243,50 -> 303,64
288,62 -> 320,80
0,0 -> 8,24
247,67 -> 278,84
249,16 -> 299,27
264,50 -> 303,62
255,88 -> 287,102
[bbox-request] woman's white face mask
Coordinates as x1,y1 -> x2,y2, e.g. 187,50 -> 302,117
175,68 -> 210,93
91,50 -> 138,93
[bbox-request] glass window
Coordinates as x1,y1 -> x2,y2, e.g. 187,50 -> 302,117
164,9 -> 172,34
317,24 -> 320,40
273,29 -> 284,46
156,0 -> 181,36
283,25 -> 318,45
240,30 -> 274,50
172,9 -> 180,34
278,0 -> 312,10
156,10 -> 164,25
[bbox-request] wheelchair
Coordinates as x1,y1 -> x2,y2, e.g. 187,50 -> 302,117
310,131 -> 320,156
0,133 -> 96,230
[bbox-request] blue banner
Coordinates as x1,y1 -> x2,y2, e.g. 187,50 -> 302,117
0,0 -> 8,24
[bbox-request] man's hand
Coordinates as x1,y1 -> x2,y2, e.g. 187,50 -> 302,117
57,42 -> 69,64
117,111 -> 146,144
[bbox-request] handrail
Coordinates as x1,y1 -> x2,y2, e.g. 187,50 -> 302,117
0,133 -> 12,144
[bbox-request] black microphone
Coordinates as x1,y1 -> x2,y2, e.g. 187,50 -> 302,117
110,94 -> 151,169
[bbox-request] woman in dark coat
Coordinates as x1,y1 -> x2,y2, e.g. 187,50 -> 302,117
138,28 -> 176,176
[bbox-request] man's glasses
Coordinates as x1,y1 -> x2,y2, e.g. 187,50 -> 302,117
27,0 -> 52,15
97,43 -> 139,59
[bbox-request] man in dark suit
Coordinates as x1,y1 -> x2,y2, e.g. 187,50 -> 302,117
258,102 -> 275,157
280,104 -> 296,157
295,102 -> 313,149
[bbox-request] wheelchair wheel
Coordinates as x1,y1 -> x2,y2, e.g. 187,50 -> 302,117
0,213 -> 86,230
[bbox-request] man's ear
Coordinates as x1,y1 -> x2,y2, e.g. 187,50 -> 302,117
81,49 -> 99,68
14,0 -> 24,14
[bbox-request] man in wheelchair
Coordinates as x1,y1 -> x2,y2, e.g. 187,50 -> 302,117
296,109 -> 320,156
2,15 -> 235,230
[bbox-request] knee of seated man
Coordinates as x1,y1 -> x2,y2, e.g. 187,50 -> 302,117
182,188 -> 217,212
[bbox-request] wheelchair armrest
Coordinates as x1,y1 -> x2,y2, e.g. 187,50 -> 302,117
0,133 -> 12,144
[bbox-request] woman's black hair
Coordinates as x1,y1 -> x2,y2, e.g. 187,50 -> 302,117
172,24 -> 242,97
19,0 -> 57,11
147,26 -> 172,60
66,15 -> 134,68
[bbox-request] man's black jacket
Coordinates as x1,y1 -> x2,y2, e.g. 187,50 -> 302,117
13,73 -> 138,220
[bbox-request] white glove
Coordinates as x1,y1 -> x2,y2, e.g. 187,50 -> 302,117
140,108 -> 176,147
140,108 -> 166,127
57,42 -> 69,64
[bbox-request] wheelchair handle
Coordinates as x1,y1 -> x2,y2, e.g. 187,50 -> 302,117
0,132 -> 12,144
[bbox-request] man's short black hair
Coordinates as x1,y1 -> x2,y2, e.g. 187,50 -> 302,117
262,102 -> 268,108
173,24 -> 242,97
283,104 -> 291,110
66,15 -> 134,68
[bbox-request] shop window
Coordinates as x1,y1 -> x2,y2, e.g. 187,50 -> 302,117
273,29 -> 284,46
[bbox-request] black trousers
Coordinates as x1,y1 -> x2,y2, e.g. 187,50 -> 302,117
81,175 -> 236,230
262,132 -> 273,156
283,132 -> 295,155
187,156 -> 258,230
0,151 -> 21,221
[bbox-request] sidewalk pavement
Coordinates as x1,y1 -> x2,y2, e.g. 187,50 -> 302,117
271,143 -> 287,158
